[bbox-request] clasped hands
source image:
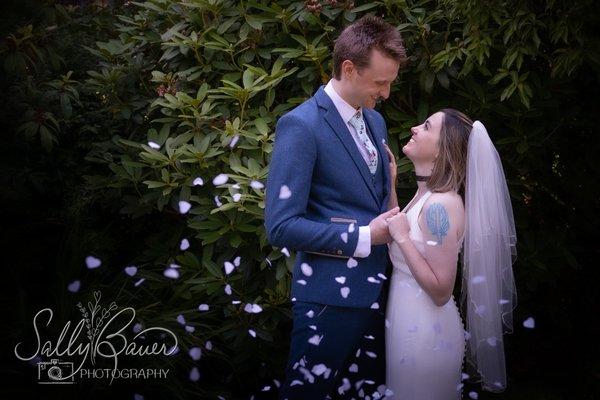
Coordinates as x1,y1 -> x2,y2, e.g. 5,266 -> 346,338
369,207 -> 411,245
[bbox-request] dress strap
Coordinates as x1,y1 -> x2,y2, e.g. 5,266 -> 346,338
409,190 -> 433,216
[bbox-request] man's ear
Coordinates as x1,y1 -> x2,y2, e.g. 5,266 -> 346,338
341,60 -> 355,80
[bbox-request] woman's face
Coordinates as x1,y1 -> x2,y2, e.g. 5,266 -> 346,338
402,111 -> 444,163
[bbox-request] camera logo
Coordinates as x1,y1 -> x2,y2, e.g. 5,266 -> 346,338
38,359 -> 75,384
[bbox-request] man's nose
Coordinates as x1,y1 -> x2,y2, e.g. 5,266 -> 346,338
411,126 -> 417,135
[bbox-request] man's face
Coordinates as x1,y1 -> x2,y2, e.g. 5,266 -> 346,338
346,49 -> 400,109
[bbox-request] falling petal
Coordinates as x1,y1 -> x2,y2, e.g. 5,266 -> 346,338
198,304 -> 209,311
523,317 -> 535,329
212,174 -> 229,186
148,141 -> 160,149
134,278 -> 145,287
377,273 -> 387,280
367,277 -> 381,284
224,261 -> 235,275
232,300 -> 241,304
499,298 -> 510,305
370,302 -> 379,309
306,310 -> 315,318
248,329 -> 256,338
475,305 -> 486,315
335,276 -> 346,284
297,279 -> 307,285
281,247 -> 290,257
471,275 -> 486,284
426,240 -> 438,246
469,391 -> 478,399
205,341 -> 212,350
311,364 -> 327,376
189,367 -> 200,382
340,232 -> 348,243
349,363 -> 358,373
124,266 -> 138,276
185,325 -> 195,333
180,238 -> 190,251
486,337 -> 498,346
192,177 -> 204,186
365,351 -> 377,358
233,256 -> 241,267
189,347 -> 202,360
178,201 -> 191,214
164,268 -> 180,279
250,180 -> 264,190
347,258 -> 358,268
177,315 -> 186,325
133,323 -> 142,333
67,280 -> 81,293
261,386 -> 271,392
224,284 -> 232,295
214,195 -> 222,207
462,373 -> 470,380
232,193 -> 242,202
85,256 -> 102,269
170,263 -> 181,269
340,287 -> 350,298
229,135 -> 239,148
308,334 -> 322,345
301,263 -> 313,277
309,325 -> 317,330
279,185 -> 292,199
348,223 -> 355,233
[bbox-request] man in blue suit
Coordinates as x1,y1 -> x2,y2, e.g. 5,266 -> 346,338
265,15 -> 408,400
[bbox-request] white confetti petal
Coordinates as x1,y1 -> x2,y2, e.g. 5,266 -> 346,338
67,280 -> 80,293
471,275 -> 486,284
499,298 -> 510,305
281,247 -> 290,257
347,258 -> 358,268
198,304 -> 209,311
311,364 -> 327,376
365,351 -> 377,358
468,391 -> 479,399
233,256 -> 241,267
486,336 -> 498,346
134,278 -> 145,287
523,317 -> 535,329
224,261 -> 235,275
224,284 -> 232,295
301,263 -> 313,277
297,279 -> 307,285
170,263 -> 181,269
133,323 -> 142,333
248,329 -> 256,338
85,256 -> 102,269
212,174 -> 229,186
340,287 -> 350,298
309,325 -> 317,330
192,177 -> 204,186
214,195 -> 222,207
279,185 -> 292,199
462,373 -> 470,380
340,232 -> 348,243
205,341 -> 212,350
229,135 -> 239,148
426,240 -> 438,246
250,180 -> 264,190
232,193 -> 241,202
185,325 -> 195,333
335,276 -> 346,284
177,314 -> 186,325
189,367 -> 200,382
306,310 -> 315,318
178,201 -> 191,214
377,273 -> 387,280
308,334 -> 323,345
349,363 -> 358,373
348,223 -> 355,233
148,141 -> 161,149
367,277 -> 381,284
164,268 -> 180,279
124,266 -> 137,276
370,302 -> 379,309
180,238 -> 190,251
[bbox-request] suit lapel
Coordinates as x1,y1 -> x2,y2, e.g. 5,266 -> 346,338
315,87 -> 379,206
363,109 -> 390,209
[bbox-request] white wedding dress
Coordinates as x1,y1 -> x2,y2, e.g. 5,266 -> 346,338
385,190 -> 466,399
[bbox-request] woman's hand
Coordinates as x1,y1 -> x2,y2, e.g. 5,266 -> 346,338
387,212 -> 410,243
384,143 -> 397,185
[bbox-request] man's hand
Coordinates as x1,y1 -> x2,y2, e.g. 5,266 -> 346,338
369,207 -> 400,245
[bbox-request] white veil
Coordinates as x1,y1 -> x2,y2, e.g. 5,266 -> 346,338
461,121 -> 518,392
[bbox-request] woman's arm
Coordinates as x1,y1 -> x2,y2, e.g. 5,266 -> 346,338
384,144 -> 399,210
387,193 -> 463,306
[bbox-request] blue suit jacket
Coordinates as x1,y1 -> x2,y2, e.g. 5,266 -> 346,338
264,86 -> 392,308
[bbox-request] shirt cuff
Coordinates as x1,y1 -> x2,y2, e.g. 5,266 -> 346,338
353,226 -> 372,258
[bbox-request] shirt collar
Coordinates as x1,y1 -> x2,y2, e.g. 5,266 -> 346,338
324,79 -> 362,124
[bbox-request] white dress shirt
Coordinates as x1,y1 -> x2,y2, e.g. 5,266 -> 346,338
323,80 -> 372,258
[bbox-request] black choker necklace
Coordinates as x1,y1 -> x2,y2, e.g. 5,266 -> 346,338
415,174 -> 430,182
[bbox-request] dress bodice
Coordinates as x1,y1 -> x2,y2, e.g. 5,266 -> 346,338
388,190 -> 433,277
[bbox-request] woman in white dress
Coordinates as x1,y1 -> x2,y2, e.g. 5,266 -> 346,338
382,109 -> 517,399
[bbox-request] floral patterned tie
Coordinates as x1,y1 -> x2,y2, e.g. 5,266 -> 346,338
348,110 -> 378,174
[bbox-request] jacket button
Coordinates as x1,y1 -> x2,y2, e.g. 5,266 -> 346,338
337,250 -> 343,255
